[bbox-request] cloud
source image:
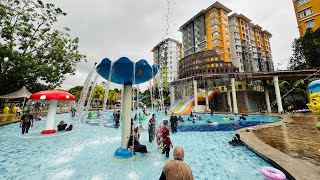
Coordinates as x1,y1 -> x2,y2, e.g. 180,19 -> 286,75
48,0 -> 299,90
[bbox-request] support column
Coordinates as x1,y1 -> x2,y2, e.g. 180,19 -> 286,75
244,91 -> 249,112
231,78 -> 238,113
136,85 -> 139,109
193,80 -> 198,112
263,80 -> 272,113
115,84 -> 133,158
227,90 -> 232,112
170,85 -> 175,106
205,86 -> 209,111
273,76 -> 284,113
305,80 -> 311,102
222,93 -> 227,111
41,100 -> 58,134
182,85 -> 186,99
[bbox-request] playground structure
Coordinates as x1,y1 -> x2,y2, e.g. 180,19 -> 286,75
169,89 -> 219,114
96,57 -> 157,158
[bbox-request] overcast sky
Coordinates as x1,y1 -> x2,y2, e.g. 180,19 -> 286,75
48,0 -> 299,91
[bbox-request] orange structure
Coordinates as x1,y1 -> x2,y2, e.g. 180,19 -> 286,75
179,1 -> 232,62
292,0 -> 320,36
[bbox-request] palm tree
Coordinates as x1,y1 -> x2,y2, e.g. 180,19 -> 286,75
93,85 -> 105,106
108,90 -> 118,105
272,79 -> 316,111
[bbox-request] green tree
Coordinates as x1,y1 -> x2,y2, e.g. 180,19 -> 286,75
288,38 -> 306,70
108,90 -> 118,105
141,89 -> 151,107
268,79 -> 310,111
93,85 -> 105,101
0,0 -> 86,95
68,86 -> 83,101
289,28 -> 320,70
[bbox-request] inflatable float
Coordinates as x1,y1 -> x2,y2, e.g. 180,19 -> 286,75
87,113 -> 96,119
260,166 -> 286,180
139,115 -> 146,121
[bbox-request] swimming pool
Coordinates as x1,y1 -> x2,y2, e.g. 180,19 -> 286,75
0,112 -> 281,179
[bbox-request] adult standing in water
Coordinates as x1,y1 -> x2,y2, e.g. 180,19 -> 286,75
148,114 -> 156,142
169,113 -> 178,133
159,146 -> 194,180
20,110 -> 33,134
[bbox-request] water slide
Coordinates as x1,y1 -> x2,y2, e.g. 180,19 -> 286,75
169,89 -> 219,114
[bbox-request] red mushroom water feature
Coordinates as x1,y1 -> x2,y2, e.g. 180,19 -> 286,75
30,90 -> 75,134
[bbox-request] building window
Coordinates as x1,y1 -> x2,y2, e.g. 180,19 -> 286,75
298,8 -> 312,19
213,46 -> 221,52
296,0 -> 309,7
211,24 -> 219,29
306,19 -> 315,28
212,31 -> 220,36
238,85 -> 243,90
212,38 -> 220,44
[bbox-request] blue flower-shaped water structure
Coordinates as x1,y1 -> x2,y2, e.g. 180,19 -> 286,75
96,57 -> 158,85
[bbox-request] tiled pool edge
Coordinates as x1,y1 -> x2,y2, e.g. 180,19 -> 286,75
237,115 -> 320,180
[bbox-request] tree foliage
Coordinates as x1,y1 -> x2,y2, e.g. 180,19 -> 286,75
91,85 -> 119,105
268,79 -> 310,111
289,28 -> 320,70
0,0 -> 86,94
93,85 -> 104,101
68,86 -> 83,101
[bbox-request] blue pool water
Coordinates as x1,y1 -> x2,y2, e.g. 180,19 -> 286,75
0,111 -> 280,179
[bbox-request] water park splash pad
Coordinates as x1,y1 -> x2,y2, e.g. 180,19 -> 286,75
0,112 -> 281,179
96,57 -> 158,158
0,59 -> 287,179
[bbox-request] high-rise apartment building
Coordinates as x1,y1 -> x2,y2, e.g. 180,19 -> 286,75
179,2 -> 233,62
178,1 -> 274,76
292,0 -> 320,36
229,13 -> 274,72
152,38 -> 182,88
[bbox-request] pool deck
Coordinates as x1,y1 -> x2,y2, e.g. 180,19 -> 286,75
238,113 -> 320,180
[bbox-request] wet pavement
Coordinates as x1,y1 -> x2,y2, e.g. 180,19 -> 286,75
238,113 -> 320,180
255,114 -> 320,169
